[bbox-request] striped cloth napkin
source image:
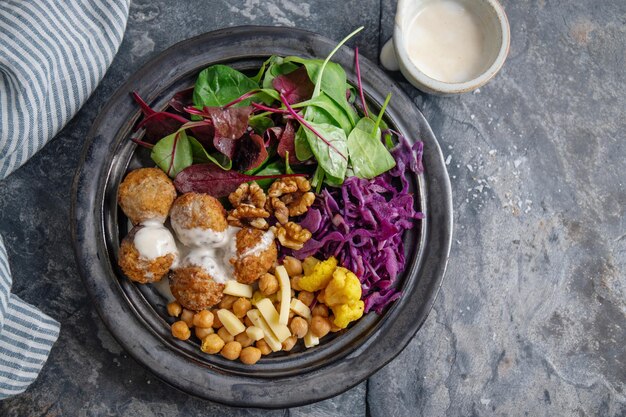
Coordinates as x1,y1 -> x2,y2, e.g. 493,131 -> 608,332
0,0 -> 130,398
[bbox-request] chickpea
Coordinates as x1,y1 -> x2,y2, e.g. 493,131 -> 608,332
328,315 -> 341,332
244,316 -> 254,327
219,295 -> 237,310
195,326 -> 214,340
240,347 -> 262,365
166,301 -> 182,317
232,298 -> 252,318
201,333 -> 225,354
310,316 -> 331,338
235,332 -> 254,348
297,291 -> 315,306
312,304 -> 329,317
211,310 -> 223,328
171,321 -> 191,340
217,326 -> 234,343
180,309 -> 195,327
290,317 -> 309,339
281,336 -> 297,351
317,290 -> 326,304
192,310 -> 214,328
221,341 -> 242,360
283,256 -> 303,277
289,310 -> 295,319
259,273 -> 279,295
256,339 -> 272,355
290,276 -> 303,291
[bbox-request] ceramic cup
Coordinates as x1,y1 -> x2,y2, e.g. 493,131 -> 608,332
380,0 -> 511,95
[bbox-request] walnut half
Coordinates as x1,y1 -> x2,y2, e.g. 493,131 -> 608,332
266,177 -> 314,224
229,183 -> 266,209
228,205 -> 270,230
271,222 -> 312,250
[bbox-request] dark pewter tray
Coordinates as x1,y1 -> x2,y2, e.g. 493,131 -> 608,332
71,26 -> 452,408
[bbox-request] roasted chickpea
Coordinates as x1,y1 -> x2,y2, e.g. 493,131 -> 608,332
219,295 -> 237,310
256,339 -> 272,355
240,346 -> 262,365
310,316 -> 331,338
281,336 -> 297,351
232,298 -> 252,318
297,291 -> 315,306
328,315 -> 342,332
259,273 -> 279,295
201,333 -> 225,354
171,321 -> 191,340
291,276 -> 303,291
221,341 -> 242,360
180,309 -> 195,327
167,301 -> 182,317
192,310 -> 214,328
290,317 -> 308,339
217,326 -> 234,343
244,316 -> 254,327
195,326 -> 214,340
312,304 -> 329,317
317,289 -> 326,304
211,310 -> 223,328
283,256 -> 303,277
235,332 -> 254,348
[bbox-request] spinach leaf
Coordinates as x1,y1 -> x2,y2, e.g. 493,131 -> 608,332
249,160 -> 285,189
262,57 -> 299,90
295,93 -> 353,135
151,131 -> 193,178
188,135 -> 232,170
303,121 -> 348,180
294,126 -> 314,161
347,117 -> 395,179
248,115 -> 274,134
193,65 -> 259,108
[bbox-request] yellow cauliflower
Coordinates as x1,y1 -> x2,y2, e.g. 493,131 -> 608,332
324,267 -> 362,307
331,300 -> 365,329
298,257 -> 338,292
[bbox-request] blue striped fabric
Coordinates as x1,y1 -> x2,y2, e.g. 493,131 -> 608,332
0,0 -> 130,398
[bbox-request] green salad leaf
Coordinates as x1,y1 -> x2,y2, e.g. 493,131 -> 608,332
193,65 -> 259,108
151,131 -> 193,178
347,117 -> 395,179
303,121 -> 348,181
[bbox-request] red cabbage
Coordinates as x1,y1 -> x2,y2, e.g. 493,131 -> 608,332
292,135 -> 424,314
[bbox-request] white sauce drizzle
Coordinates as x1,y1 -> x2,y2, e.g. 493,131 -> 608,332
171,224 -> 227,247
238,230 -> 275,259
134,222 -> 178,262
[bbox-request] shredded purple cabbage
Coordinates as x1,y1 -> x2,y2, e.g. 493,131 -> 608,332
292,135 -> 424,314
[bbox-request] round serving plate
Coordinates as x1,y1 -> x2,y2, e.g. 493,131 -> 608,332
71,26 -> 452,408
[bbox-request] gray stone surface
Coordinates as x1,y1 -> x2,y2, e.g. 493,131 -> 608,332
0,0 -> 624,415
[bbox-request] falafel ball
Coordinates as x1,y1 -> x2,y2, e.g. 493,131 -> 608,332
233,228 -> 277,284
170,266 -> 224,310
169,193 -> 228,247
118,167 -> 177,225
118,225 -> 177,284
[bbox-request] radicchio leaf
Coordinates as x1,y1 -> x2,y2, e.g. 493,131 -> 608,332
169,87 -> 194,113
131,92 -> 188,143
205,106 -> 253,159
233,133 -> 268,171
173,164 -> 304,197
276,120 -> 297,164
272,66 -> 314,104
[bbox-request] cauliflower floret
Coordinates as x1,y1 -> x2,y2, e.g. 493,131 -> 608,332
331,300 -> 364,329
298,257 -> 338,292
302,256 -> 321,276
324,267 -> 362,307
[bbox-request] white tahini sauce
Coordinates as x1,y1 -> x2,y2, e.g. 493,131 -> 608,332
182,248 -> 233,284
406,0 -> 487,83
171,224 -> 227,247
238,230 -> 274,259
134,222 -> 178,262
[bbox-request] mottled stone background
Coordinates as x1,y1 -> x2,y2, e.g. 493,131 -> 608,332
1,0 -> 624,416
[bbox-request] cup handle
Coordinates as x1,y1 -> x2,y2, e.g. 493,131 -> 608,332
380,38 -> 400,71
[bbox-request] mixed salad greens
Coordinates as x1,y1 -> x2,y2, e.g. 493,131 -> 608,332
130,26 -> 424,313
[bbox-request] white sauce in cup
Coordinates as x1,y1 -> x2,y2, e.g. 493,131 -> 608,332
406,0 -> 487,83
